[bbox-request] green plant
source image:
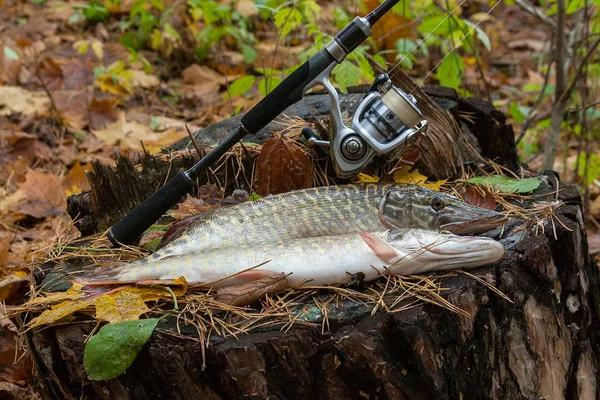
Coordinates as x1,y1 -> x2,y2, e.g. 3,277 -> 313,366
74,0 -> 110,23
188,0 -> 257,63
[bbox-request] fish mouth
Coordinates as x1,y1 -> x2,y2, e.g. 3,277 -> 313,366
441,215 -> 508,235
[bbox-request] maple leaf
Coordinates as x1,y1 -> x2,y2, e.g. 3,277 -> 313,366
62,162 -> 92,197
5,169 -> 66,219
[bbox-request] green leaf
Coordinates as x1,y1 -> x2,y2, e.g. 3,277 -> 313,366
149,116 -> 161,131
332,61 -> 362,93
509,101 -> 526,123
435,52 -> 463,89
463,19 -> 491,51
460,175 -> 542,193
84,319 -> 160,381
241,43 -> 258,64
228,75 -> 255,97
273,8 -> 302,36
248,193 -> 262,201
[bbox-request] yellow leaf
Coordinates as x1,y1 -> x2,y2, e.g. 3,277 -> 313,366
134,276 -> 188,302
28,297 -> 95,328
393,165 -> 447,191
355,173 -> 380,183
74,40 -> 89,55
95,289 -> 150,323
0,270 -> 29,302
26,282 -> 85,305
91,41 -> 104,60
151,29 -> 162,50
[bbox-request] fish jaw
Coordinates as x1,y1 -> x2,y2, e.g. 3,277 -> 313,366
385,229 -> 505,275
379,186 -> 508,234
440,214 -> 509,235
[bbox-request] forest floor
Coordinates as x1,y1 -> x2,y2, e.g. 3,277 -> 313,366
0,0 -> 597,397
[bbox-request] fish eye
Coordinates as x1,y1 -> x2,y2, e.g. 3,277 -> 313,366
431,197 -> 446,211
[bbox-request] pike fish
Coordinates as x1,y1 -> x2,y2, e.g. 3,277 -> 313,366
78,185 -> 507,287
87,229 -> 505,287
143,184 -> 507,264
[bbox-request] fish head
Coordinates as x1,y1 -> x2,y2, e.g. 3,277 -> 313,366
383,229 -> 505,274
379,186 -> 508,235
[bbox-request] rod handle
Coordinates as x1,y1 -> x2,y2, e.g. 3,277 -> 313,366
107,172 -> 195,246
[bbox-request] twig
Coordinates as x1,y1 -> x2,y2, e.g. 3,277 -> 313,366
513,0 -> 558,31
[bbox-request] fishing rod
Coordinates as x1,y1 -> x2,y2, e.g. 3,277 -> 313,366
108,0 -> 427,246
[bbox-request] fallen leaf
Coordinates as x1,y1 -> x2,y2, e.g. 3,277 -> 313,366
92,113 -> 189,152
455,184 -> 497,210
355,173 -> 380,183
28,297 -> 95,328
62,162 -> 92,196
130,69 -> 160,89
0,309 -> 32,383
0,270 -> 29,302
26,282 -> 85,306
393,165 -> 447,190
88,97 -> 121,130
38,58 -> 93,91
255,137 -> 313,195
94,289 -> 150,323
167,194 -> 212,220
8,169 -> 66,219
460,175 -> 541,194
84,318 -> 160,381
182,64 -> 222,95
0,86 -> 49,117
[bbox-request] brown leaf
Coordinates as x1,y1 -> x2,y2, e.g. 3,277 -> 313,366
0,308 -> 32,384
455,184 -> 497,210
62,162 -> 92,196
9,169 -> 66,219
89,97 -> 120,130
182,64 -> 222,95
9,138 -> 54,165
255,138 -> 313,196
215,274 -> 287,306
167,194 -> 212,220
38,58 -> 93,91
53,89 -> 93,131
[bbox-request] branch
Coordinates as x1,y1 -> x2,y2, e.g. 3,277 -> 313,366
513,0 -> 558,32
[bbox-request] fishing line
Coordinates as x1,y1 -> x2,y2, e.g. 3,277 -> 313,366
414,0 -> 504,89
387,0 -> 472,75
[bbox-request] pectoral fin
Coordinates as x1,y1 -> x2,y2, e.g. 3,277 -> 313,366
358,232 -> 398,264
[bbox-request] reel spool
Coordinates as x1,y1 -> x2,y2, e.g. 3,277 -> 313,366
303,73 -> 428,179
352,81 -> 427,158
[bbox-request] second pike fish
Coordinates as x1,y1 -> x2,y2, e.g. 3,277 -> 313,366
109,229 -> 505,287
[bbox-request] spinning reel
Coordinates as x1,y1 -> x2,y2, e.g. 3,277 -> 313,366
303,73 -> 428,178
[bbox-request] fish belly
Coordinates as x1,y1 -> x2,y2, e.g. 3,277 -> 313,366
116,233 -> 388,287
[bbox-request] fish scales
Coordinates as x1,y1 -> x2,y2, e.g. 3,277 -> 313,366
147,184 -> 394,261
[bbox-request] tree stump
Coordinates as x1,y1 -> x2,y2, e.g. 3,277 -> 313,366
30,91 -> 600,399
